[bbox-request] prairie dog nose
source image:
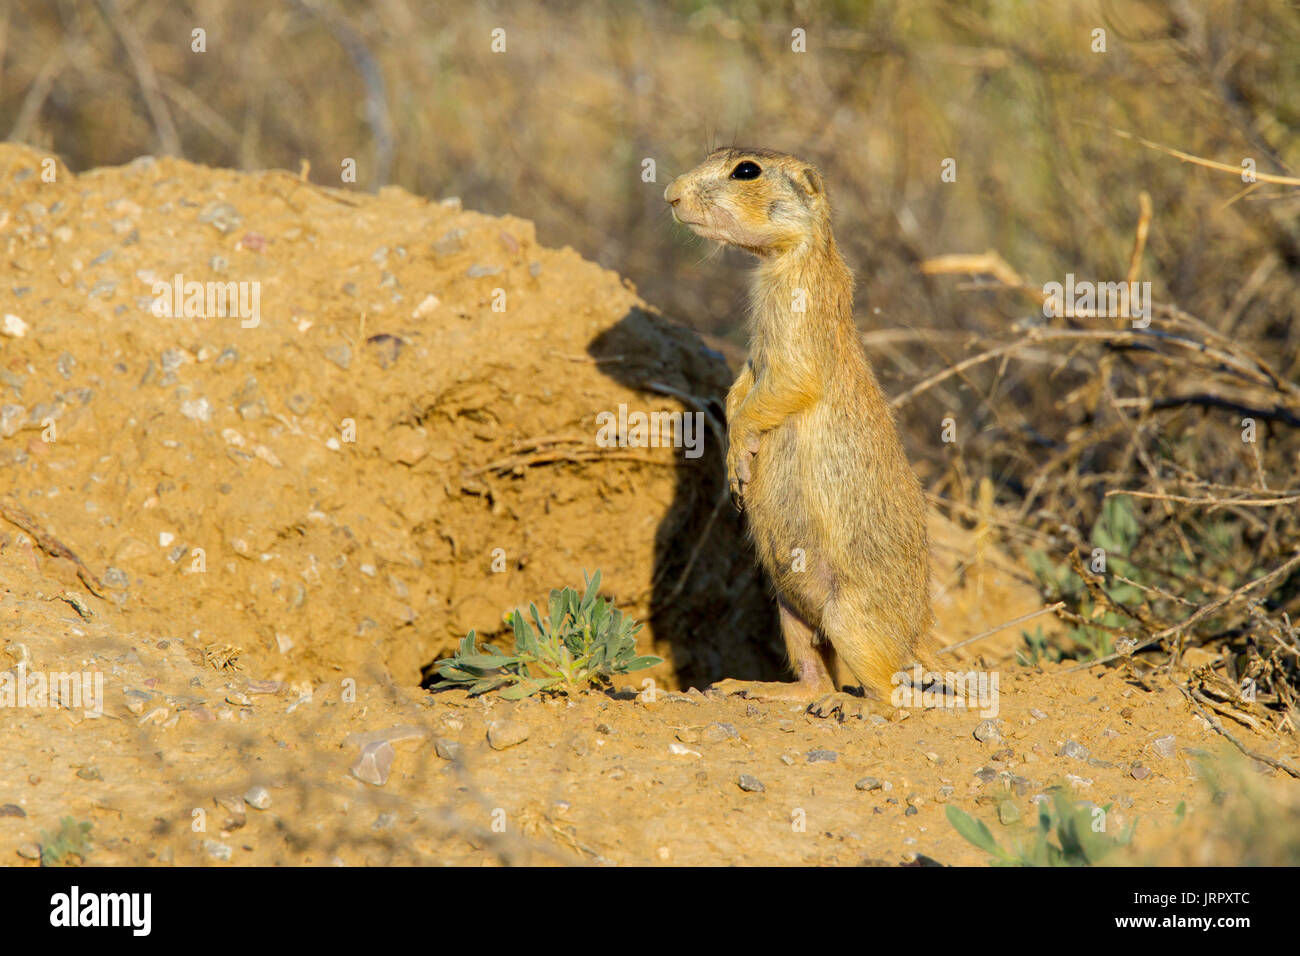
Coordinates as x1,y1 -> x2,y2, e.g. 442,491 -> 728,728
664,179 -> 683,205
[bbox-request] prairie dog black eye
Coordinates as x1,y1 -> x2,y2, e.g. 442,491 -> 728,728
730,161 -> 762,180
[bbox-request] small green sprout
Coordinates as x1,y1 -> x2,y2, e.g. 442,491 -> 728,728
946,791 -> 1134,866
432,570 -> 660,700
40,817 -> 93,867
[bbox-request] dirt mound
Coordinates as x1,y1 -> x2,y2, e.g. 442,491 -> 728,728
0,143 -> 771,688
15,146 -> 1271,869
0,143 -> 1039,690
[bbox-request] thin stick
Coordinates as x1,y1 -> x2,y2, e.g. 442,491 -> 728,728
936,602 -> 1065,656
1069,550 -> 1300,671
468,448 -> 677,477
0,500 -> 104,598
1177,681 -> 1300,780
891,327 -> 1283,408
97,0 -> 181,156
656,491 -> 730,608
1105,489 -> 1300,508
1112,128 -> 1300,186
1125,191 -> 1152,285
919,250 -> 1046,304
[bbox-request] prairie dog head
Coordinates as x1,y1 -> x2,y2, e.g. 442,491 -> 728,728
664,147 -> 829,256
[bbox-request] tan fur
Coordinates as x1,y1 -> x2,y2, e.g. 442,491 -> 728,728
665,147 -> 934,707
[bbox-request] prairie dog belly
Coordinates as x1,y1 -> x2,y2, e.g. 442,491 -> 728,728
742,413 -> 830,619
744,401 -> 925,614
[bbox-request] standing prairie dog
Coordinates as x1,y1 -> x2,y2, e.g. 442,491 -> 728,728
665,147 -> 933,717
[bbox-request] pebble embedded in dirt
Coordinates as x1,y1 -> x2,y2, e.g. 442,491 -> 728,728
807,749 -> 838,763
1,312 -> 28,337
973,719 -> 1000,742
1152,735 -> 1177,759
1059,739 -> 1090,761
701,722 -> 738,743
855,776 -> 883,791
203,839 -> 233,861
244,786 -> 272,810
486,719 -> 530,751
737,774 -> 765,793
434,738 -> 461,760
351,741 -> 395,785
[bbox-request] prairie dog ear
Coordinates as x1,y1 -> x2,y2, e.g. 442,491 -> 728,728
801,167 -> 823,196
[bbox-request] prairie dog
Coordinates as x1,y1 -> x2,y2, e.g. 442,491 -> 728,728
665,147 -> 933,716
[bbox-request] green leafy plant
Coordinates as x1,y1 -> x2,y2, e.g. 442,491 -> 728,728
432,570 -> 660,700
1022,494 -> 1144,662
946,792 -> 1134,866
40,817 -> 93,867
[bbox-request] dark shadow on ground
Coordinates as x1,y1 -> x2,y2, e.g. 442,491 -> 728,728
586,306 -> 783,689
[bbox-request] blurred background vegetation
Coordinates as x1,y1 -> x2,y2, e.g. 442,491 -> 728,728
4,0 -> 1300,730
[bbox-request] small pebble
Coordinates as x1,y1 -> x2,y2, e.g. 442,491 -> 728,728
244,786 -> 272,810
197,201 -> 241,234
1152,735 -> 1177,759
973,719 -> 1000,742
412,294 -> 440,319
324,344 -> 352,370
855,776 -> 883,791
351,741 -> 395,785
486,719 -> 530,751
1059,739 -> 1090,761
202,839 -> 232,861
737,774 -> 765,793
1,313 -> 28,338
701,722 -> 738,743
179,397 -> 211,422
806,749 -> 838,763
434,738 -> 461,760
17,843 -> 41,860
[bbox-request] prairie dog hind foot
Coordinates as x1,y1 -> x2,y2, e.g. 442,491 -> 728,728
709,681 -> 888,721
709,677 -> 834,703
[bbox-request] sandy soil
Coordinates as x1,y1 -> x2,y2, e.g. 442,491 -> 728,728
1,144 -> 1293,865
